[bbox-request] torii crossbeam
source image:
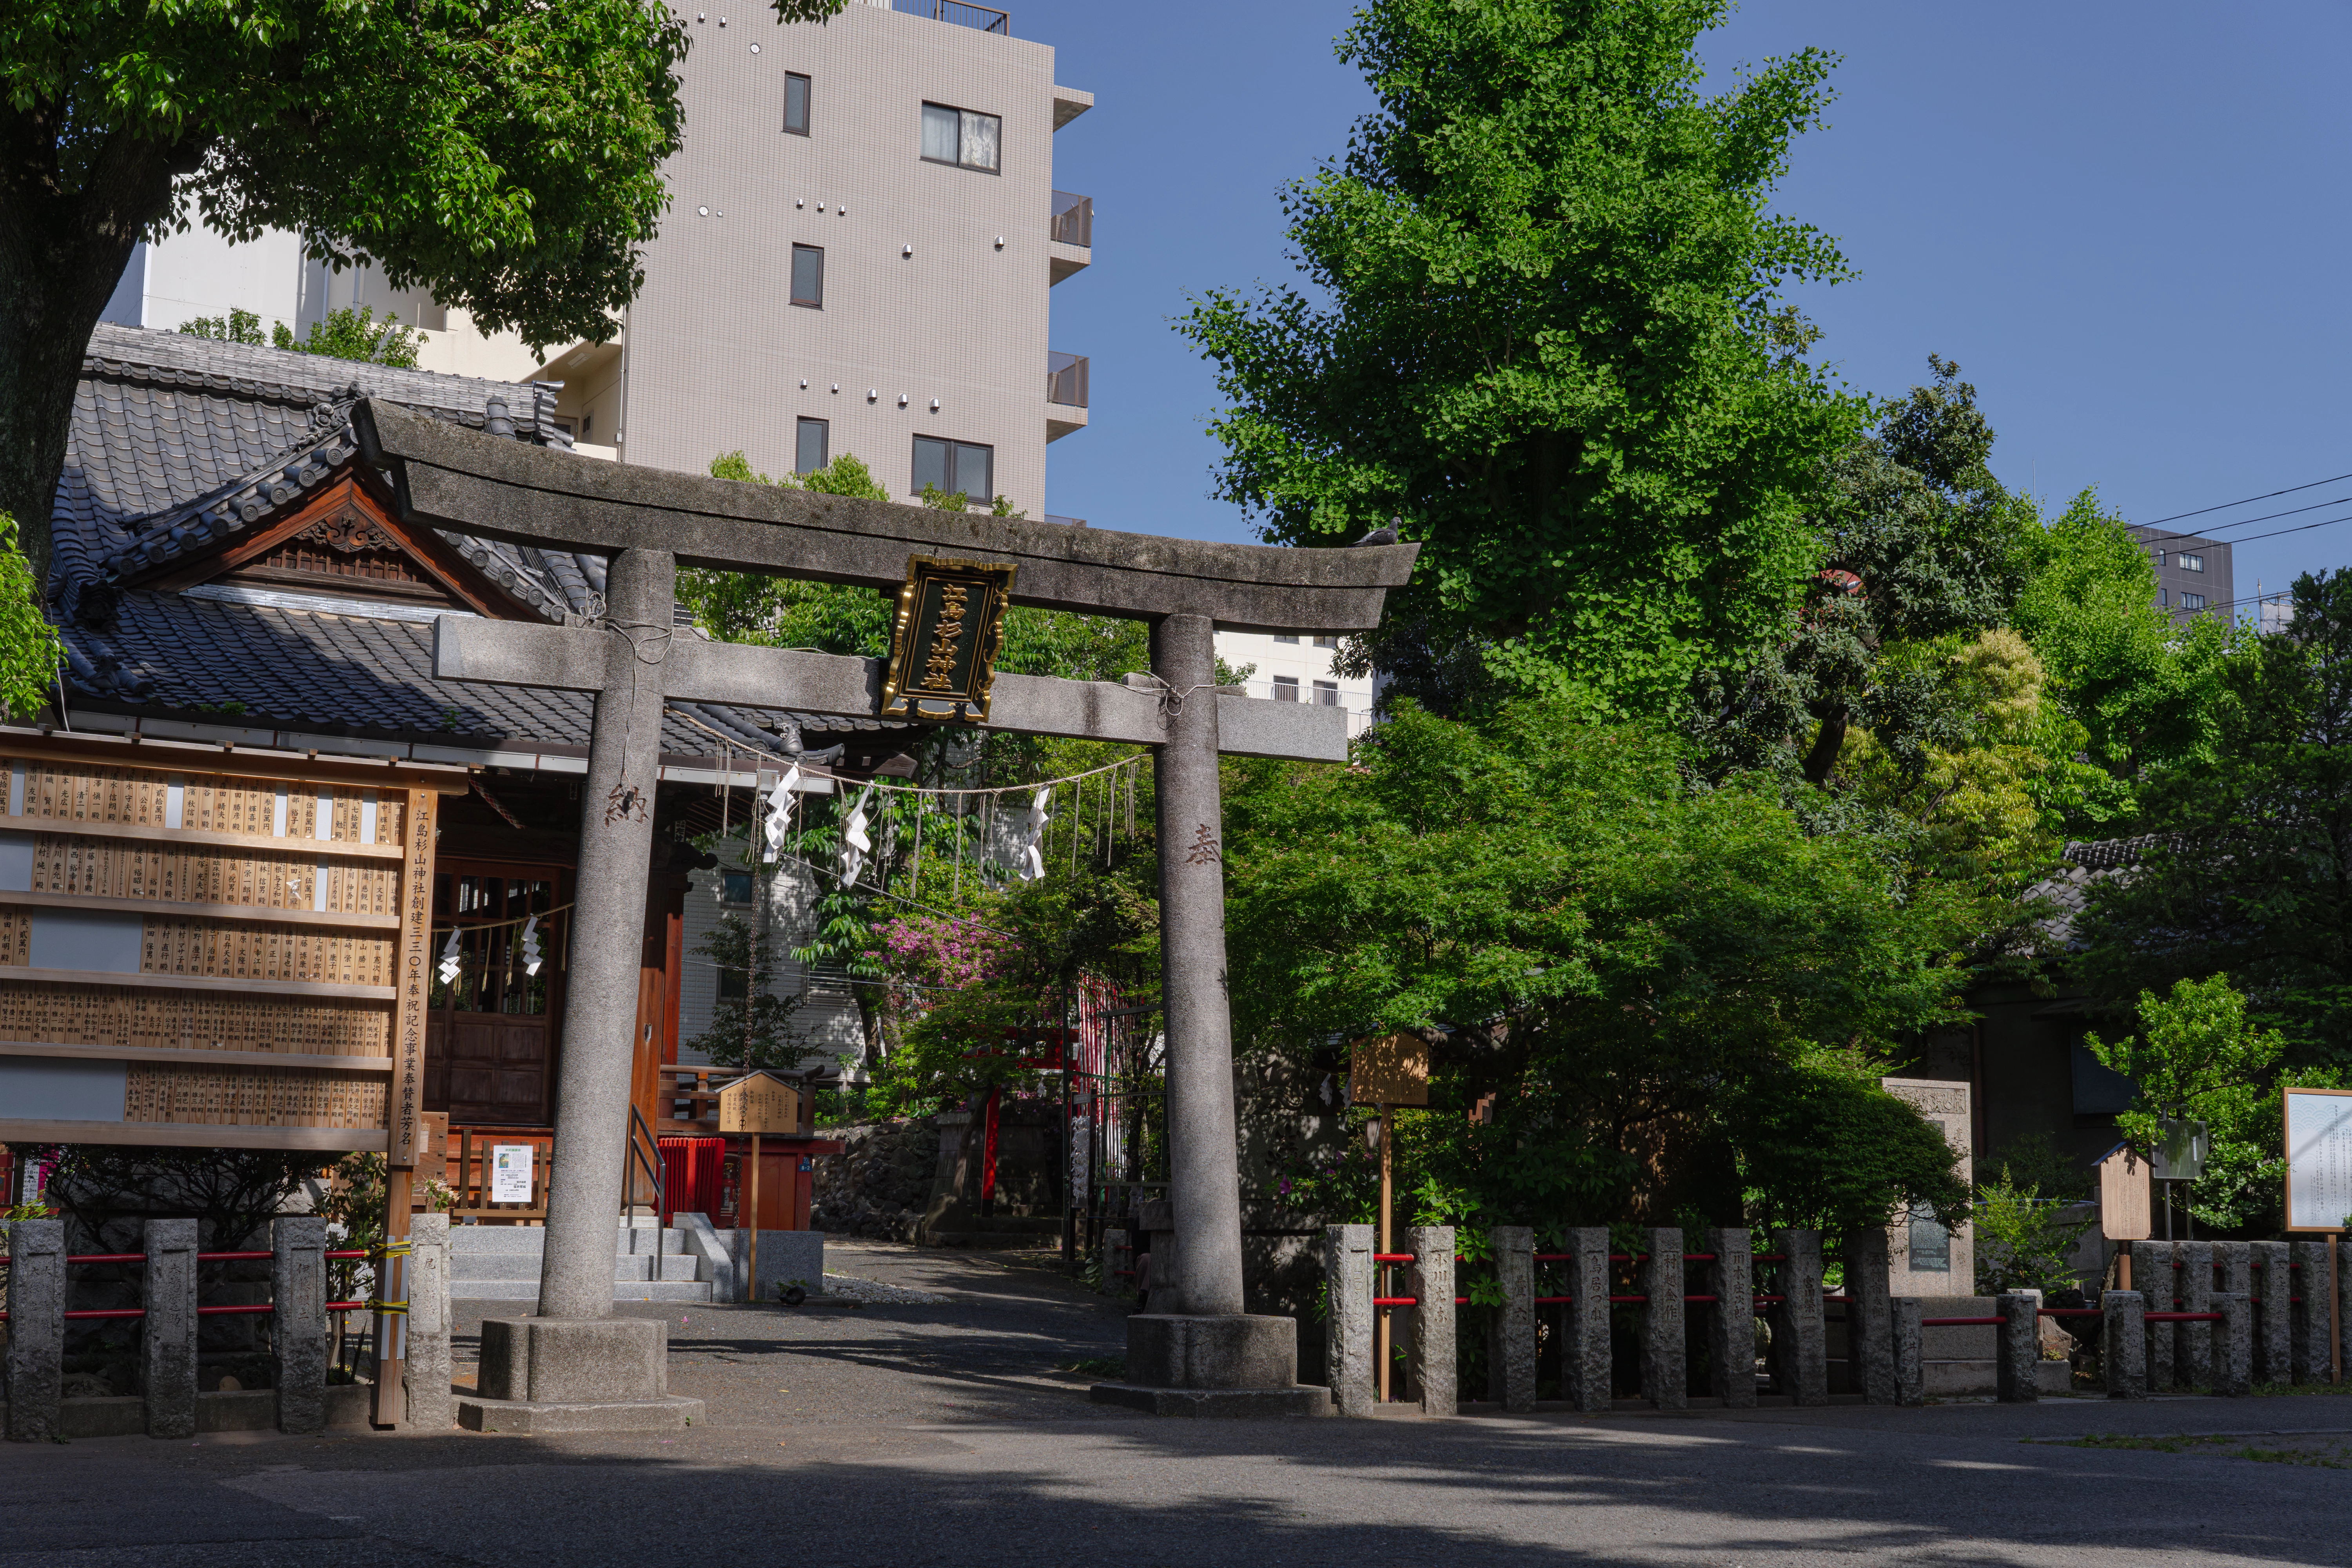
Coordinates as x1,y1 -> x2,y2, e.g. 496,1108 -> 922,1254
354,401 -> 1416,1420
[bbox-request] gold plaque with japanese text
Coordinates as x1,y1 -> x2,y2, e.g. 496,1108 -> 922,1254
878,555 -> 1015,724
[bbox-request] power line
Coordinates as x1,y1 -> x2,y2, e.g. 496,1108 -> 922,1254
2138,470 -> 2352,530
2131,493 -> 2352,555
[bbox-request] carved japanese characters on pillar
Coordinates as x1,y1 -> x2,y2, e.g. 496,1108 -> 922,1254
390,787 -> 437,1168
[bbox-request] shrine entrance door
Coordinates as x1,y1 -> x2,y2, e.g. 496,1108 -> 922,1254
425,860 -> 572,1128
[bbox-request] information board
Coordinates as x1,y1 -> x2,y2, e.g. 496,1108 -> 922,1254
1350,1033 -> 1429,1107
0,731 -> 461,1160
2285,1087 -> 2352,1232
719,1071 -> 801,1135
490,1143 -> 535,1203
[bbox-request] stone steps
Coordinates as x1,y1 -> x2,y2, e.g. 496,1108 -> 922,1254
448,1225 -> 715,1304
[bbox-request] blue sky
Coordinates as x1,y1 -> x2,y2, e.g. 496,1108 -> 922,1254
1027,0 -> 2352,613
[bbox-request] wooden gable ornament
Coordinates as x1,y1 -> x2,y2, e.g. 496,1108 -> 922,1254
126,465 -> 532,619
718,1070 -> 802,1135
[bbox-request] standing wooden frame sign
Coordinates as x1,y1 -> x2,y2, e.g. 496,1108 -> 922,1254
2284,1086 -> 2352,1383
0,731 -> 459,1423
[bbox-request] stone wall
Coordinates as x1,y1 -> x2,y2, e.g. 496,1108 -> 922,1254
809,1120 -> 940,1241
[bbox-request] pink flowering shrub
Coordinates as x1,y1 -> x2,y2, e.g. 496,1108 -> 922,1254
878,913 -> 1014,1005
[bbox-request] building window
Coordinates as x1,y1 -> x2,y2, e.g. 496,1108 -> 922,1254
2178,552 -> 2204,572
784,72 -> 811,135
1272,676 -> 1299,701
1313,680 -> 1339,706
1313,634 -> 1337,648
1274,634 -> 1298,645
789,244 -> 824,308
921,101 -> 1000,172
718,968 -> 750,1002
2158,588 -> 2169,606
911,436 -> 993,505
720,870 -> 755,905
795,417 -> 828,475
2181,592 -> 2206,611
581,412 -> 594,439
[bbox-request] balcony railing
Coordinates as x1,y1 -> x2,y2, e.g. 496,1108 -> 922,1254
1047,351 -> 1089,409
886,0 -> 1009,34
1051,190 -> 1093,248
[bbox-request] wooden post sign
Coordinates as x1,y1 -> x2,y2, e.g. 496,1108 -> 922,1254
2284,1087 -> 2352,1232
0,730 -> 462,1160
2098,1145 -> 2152,1241
718,1070 -> 801,1135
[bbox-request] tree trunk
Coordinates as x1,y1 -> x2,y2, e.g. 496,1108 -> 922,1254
0,112 -> 196,586
1801,706 -> 1850,787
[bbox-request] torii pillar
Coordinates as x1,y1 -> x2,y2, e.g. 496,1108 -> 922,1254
354,400 -> 1413,1425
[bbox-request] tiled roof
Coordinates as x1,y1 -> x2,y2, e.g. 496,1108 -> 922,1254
50,325 -> 877,755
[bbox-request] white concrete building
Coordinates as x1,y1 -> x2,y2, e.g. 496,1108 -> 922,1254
1214,629 -> 1378,739
100,0 -> 1092,519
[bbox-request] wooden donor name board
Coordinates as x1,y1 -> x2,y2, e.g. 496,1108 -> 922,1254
718,1071 -> 801,1135
0,733 -> 461,1161
2284,1086 -> 2352,1232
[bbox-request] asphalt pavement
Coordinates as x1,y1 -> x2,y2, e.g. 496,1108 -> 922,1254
7,1240 -> 2352,1567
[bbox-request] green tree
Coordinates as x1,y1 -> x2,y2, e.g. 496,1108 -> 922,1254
0,513 -> 62,718
2011,488 -> 2240,791
2083,975 -> 2318,1230
0,0 -> 849,583
181,305 -> 423,367
2078,570 -> 2352,1066
1689,359 -> 2030,787
1179,0 -> 1866,720
1225,699 -> 1974,1236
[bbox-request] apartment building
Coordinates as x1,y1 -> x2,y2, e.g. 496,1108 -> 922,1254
98,0 -> 1093,521
2127,524 -> 2234,622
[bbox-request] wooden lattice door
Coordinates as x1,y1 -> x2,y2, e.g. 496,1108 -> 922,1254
424,861 -> 570,1127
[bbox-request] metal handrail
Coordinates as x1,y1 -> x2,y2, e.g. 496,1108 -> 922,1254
1047,351 -> 1089,409
625,1105 -> 667,1232
1050,191 -> 1093,248
892,0 -> 1009,34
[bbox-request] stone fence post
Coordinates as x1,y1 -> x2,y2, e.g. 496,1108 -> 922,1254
1488,1226 -> 1534,1414
2178,1240 -> 2213,1389
4,1218 -> 64,1441
1995,1289 -> 2042,1403
1406,1225 -> 1454,1416
2214,1292 -> 2250,1397
2250,1240 -> 2290,1386
271,1216 -> 327,1435
143,1218 -> 198,1439
1638,1227 -> 1685,1411
1564,1227 -> 1611,1414
1704,1228 -> 1754,1409
1323,1225 -> 1374,1417
2102,1290 -> 2146,1398
404,1213 -> 453,1431
1892,1297 -> 1924,1407
1769,1230 -> 1826,1406
1847,1230 -> 1895,1405
2140,1240 -> 2177,1390
2337,1240 -> 2352,1387
2291,1239 -> 2329,1385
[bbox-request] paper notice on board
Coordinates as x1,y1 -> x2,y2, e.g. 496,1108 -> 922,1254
490,1144 -> 534,1205
2285,1090 -> 2352,1230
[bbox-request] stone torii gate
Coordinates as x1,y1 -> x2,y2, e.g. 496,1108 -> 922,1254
354,402 -> 1414,1425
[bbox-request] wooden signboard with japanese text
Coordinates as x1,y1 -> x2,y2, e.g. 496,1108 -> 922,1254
719,1071 -> 802,1136
0,731 -> 462,1160
2098,1145 -> 2152,1241
1350,1032 -> 1429,1107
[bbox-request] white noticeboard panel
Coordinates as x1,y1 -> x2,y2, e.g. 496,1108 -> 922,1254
2283,1087 -> 2352,1232
490,1143 -> 535,1205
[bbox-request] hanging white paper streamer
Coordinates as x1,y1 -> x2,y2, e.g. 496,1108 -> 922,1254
437,929 -> 462,986
762,764 -> 802,864
520,915 -> 543,977
1018,786 -> 1052,882
840,785 -> 876,886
